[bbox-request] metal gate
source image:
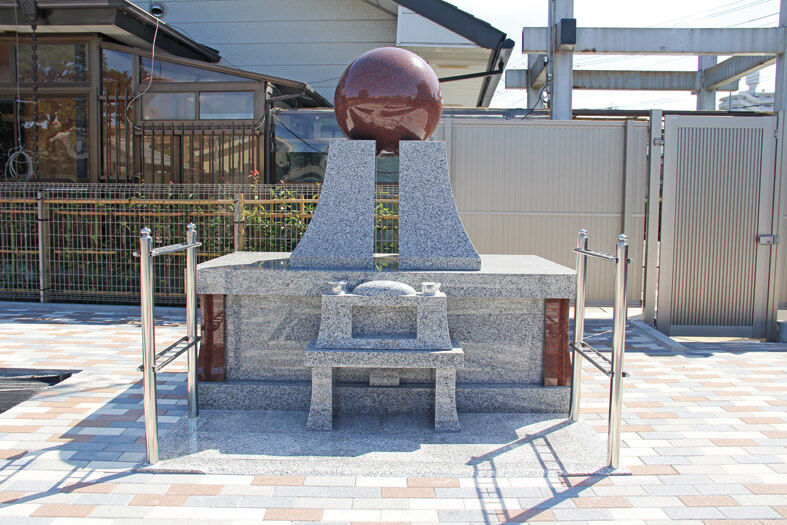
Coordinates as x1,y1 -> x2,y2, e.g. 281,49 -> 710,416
657,115 -> 778,338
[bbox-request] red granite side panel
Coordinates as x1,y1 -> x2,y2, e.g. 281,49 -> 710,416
199,294 -> 225,382
543,298 -> 571,387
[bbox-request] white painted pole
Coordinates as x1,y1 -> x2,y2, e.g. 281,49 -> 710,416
527,54 -> 545,108
697,56 -> 718,110
775,0 -> 787,112
550,0 -> 574,120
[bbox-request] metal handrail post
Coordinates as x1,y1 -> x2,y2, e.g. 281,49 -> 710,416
139,227 -> 159,464
185,223 -> 199,419
608,234 -> 629,468
569,229 -> 588,421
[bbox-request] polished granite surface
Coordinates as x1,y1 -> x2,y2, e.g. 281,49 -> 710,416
197,253 -> 575,298
334,47 -> 442,155
150,410 -> 617,478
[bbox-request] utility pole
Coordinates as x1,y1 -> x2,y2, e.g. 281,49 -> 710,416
549,0 -> 574,120
696,56 -> 718,110
775,0 -> 787,111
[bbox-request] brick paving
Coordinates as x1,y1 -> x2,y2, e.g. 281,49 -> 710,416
0,301 -> 785,523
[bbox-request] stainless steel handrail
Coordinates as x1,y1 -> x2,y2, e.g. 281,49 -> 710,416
568,229 -> 630,469
136,336 -> 199,372
572,247 -> 618,262
139,223 -> 200,465
151,241 -> 202,257
570,342 -> 631,378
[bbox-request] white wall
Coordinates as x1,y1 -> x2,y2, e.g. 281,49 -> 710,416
135,0 -> 398,102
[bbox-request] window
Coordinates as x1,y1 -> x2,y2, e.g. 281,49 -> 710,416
140,57 -> 243,83
16,43 -> 88,83
102,49 -> 133,91
142,92 -> 196,120
0,97 -> 88,181
199,92 -> 253,119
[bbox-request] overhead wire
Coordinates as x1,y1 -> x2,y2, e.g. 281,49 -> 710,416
125,16 -> 161,127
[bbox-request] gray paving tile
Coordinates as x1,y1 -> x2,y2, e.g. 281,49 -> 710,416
721,506 -> 784,520
552,508 -> 614,520
185,495 -> 244,507
663,507 -> 726,519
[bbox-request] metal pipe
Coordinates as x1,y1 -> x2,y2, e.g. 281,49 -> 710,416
569,229 -> 588,421
139,227 -> 159,464
150,241 -> 202,257
233,194 -> 241,251
570,342 -> 611,376
186,223 -> 199,419
608,234 -> 629,469
36,192 -> 46,303
572,247 -> 617,262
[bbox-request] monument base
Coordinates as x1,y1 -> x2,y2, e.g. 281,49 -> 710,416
199,380 -> 569,413
197,253 -> 575,417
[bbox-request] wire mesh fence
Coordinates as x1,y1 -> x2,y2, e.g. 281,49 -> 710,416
0,182 -> 399,305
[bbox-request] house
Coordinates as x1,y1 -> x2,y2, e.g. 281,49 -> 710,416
131,0 -> 513,108
0,0 -> 512,184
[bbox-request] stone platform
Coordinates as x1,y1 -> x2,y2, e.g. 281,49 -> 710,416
196,253 -> 575,415
151,410 -> 612,477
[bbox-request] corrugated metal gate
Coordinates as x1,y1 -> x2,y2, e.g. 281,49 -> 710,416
657,116 -> 778,338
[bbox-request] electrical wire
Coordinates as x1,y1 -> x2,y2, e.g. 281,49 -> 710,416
730,11 -> 779,26
308,75 -> 342,85
125,17 -> 160,127
4,2 -> 33,181
519,81 -> 548,119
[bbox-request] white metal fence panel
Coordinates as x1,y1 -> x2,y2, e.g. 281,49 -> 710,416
658,116 -> 777,337
434,118 -> 649,304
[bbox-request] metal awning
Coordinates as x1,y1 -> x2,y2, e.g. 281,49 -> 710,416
0,0 -> 220,62
392,0 -> 514,107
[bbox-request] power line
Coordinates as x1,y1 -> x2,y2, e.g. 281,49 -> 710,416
730,11 -> 779,26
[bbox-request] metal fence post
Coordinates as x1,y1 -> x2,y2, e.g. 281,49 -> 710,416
139,227 -> 159,464
233,193 -> 244,251
608,234 -> 629,468
36,191 -> 50,303
185,223 -> 199,419
569,229 -> 588,421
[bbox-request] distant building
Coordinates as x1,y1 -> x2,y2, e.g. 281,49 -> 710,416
719,72 -> 774,112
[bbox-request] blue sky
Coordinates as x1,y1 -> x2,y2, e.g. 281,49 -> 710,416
444,0 -> 780,109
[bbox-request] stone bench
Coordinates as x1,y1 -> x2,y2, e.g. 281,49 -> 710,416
304,343 -> 464,432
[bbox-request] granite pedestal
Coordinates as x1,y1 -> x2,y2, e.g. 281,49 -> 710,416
196,253 -> 575,416
289,140 -> 376,269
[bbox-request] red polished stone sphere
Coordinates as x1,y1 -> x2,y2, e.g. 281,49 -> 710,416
334,47 -> 442,156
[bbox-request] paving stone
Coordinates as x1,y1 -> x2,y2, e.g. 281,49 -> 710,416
720,505 -> 784,519
1,303 -> 786,523
663,506 -> 726,519
552,508 -> 614,520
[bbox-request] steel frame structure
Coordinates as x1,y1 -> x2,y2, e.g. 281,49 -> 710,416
505,0 -> 787,118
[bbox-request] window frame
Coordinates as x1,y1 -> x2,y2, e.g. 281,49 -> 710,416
0,35 -> 96,180
0,35 -> 92,90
